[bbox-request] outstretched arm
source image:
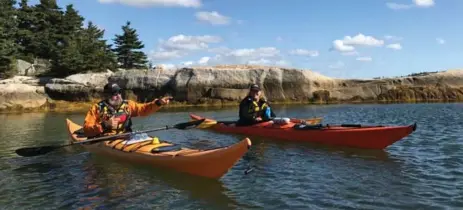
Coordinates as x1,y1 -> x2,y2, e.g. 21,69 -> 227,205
128,97 -> 171,117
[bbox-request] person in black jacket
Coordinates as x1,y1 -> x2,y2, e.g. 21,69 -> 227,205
236,84 -> 276,126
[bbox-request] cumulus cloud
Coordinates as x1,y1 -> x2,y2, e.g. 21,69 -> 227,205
149,50 -> 183,61
356,56 -> 372,62
149,34 -> 222,61
331,33 -> 383,53
204,47 -> 287,66
195,11 -> 231,25
387,43 -> 402,50
436,38 -> 445,44
159,34 -> 222,51
414,0 -> 434,7
198,56 -> 210,65
386,0 -> 434,10
289,49 -> 319,57
98,0 -> 201,8
332,40 -> 355,52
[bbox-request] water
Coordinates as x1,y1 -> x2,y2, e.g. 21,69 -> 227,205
1,103 -> 462,209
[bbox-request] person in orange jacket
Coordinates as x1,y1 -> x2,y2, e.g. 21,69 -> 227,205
83,82 -> 172,137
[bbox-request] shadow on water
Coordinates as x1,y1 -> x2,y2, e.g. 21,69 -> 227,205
69,152 -> 252,209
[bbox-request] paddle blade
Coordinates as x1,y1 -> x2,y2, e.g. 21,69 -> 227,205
173,119 -> 206,130
196,119 -> 219,129
15,146 -> 61,157
306,117 -> 323,125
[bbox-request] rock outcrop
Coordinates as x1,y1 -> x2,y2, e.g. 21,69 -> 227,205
1,65 -> 463,112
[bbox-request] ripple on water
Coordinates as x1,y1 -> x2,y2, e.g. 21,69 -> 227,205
1,104 -> 463,209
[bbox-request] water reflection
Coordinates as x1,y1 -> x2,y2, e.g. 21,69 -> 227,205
71,154 -> 249,209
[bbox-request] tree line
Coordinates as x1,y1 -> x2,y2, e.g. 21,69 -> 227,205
0,0 -> 149,78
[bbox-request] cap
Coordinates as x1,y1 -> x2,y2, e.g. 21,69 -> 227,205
250,84 -> 261,91
103,82 -> 122,94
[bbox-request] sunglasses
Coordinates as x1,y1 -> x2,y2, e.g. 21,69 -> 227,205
110,90 -> 122,96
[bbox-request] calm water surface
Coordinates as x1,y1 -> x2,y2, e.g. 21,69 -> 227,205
1,103 -> 462,209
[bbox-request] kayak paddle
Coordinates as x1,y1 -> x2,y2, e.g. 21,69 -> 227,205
14,119 -> 206,157
195,117 -> 323,129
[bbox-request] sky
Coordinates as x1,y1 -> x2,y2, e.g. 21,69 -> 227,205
28,0 -> 463,79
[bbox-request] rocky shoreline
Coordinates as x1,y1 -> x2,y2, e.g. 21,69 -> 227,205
1,65 -> 463,113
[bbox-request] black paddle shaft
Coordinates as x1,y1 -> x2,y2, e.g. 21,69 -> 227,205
14,119 -> 205,157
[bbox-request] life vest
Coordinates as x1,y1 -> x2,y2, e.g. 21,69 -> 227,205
98,100 -> 132,134
247,98 -> 269,118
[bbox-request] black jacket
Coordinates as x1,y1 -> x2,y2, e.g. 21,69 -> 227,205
237,96 -> 275,126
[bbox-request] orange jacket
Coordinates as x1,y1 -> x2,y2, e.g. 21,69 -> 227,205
83,99 -> 162,137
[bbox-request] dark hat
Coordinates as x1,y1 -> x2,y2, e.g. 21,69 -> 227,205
249,84 -> 261,91
103,82 -> 122,94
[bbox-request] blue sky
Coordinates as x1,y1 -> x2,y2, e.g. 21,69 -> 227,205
28,0 -> 463,79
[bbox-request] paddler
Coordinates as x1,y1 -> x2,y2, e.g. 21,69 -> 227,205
83,82 -> 172,138
236,84 -> 276,126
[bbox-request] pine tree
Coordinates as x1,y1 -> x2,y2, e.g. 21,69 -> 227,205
113,21 -> 148,69
80,21 -> 116,72
0,0 -> 19,78
33,0 -> 63,60
16,0 -> 37,62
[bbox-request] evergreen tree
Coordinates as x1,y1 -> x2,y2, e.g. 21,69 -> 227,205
33,0 -> 63,60
80,21 -> 116,72
16,0 -> 37,62
0,0 -> 19,78
113,21 -> 148,69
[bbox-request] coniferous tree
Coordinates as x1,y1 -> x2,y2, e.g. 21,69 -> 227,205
80,21 -> 116,71
32,0 -> 63,60
0,0 -> 19,78
16,0 -> 37,62
113,21 -> 148,69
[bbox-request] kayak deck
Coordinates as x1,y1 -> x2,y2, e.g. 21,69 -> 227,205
66,118 -> 252,179
190,114 -> 417,150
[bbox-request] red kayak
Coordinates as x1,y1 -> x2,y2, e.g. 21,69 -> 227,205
190,113 -> 417,150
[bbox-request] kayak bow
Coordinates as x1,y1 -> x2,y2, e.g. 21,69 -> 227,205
190,114 -> 417,150
66,118 -> 252,179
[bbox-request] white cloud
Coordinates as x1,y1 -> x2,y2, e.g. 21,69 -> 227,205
149,50 -> 183,61
329,61 -> 344,69
342,34 -> 384,47
276,36 -> 283,42
414,0 -> 434,7
384,35 -> 403,41
205,47 -> 285,66
331,33 -> 383,53
436,38 -> 445,44
149,34 -> 222,61
198,56 -> 210,65
386,0 -> 434,10
386,2 -> 413,10
342,51 -> 359,56
182,61 -> 194,66
356,56 -> 372,62
154,63 -> 177,69
387,43 -> 402,50
332,40 -> 355,52
289,49 -> 319,57
159,34 -> 222,51
195,11 -> 231,25
98,0 -> 201,8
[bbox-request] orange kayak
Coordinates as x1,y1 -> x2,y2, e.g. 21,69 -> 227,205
66,118 -> 252,179
190,114 -> 417,150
